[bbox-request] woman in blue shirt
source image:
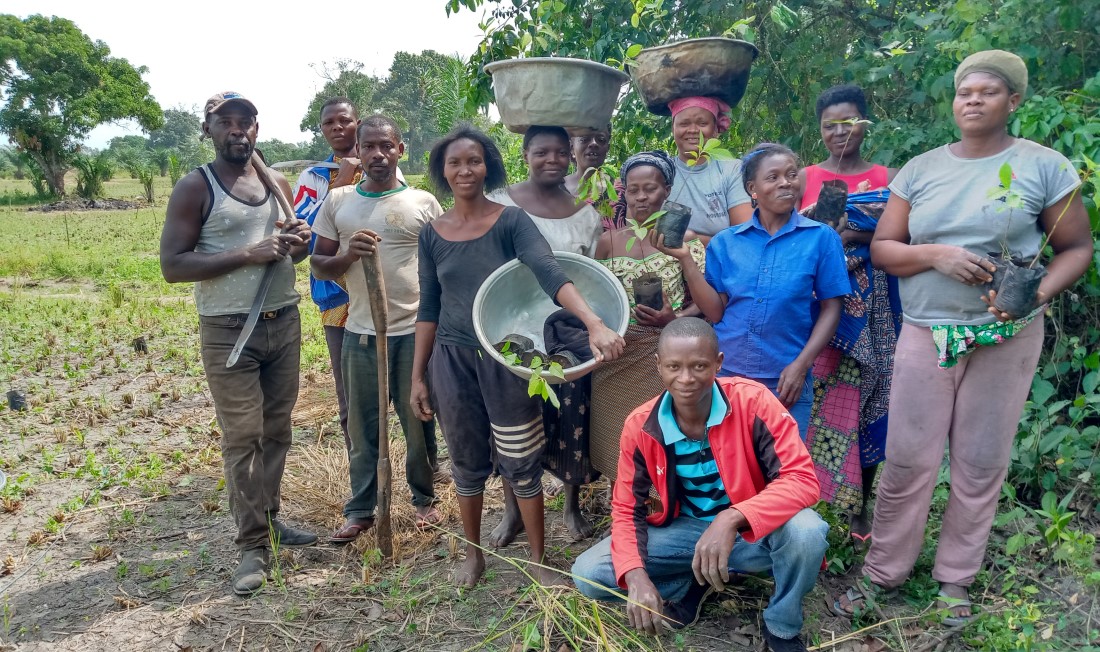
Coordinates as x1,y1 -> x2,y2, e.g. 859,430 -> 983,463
656,143 -> 850,437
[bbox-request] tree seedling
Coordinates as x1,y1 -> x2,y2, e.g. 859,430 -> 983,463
683,137 -> 733,167
499,342 -> 566,408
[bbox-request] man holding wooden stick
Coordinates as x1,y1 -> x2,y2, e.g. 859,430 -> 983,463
311,115 -> 443,544
160,92 -> 318,596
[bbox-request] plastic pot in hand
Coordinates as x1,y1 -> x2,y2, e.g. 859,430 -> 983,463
632,273 -> 664,311
815,180 -> 849,227
632,38 -> 759,116
655,201 -> 692,248
485,58 -> 630,135
992,261 -> 1046,317
473,252 -> 629,383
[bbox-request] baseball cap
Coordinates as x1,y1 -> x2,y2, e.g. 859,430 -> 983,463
204,91 -> 258,118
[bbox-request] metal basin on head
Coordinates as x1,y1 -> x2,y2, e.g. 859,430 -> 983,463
485,57 -> 630,134
473,252 -> 630,383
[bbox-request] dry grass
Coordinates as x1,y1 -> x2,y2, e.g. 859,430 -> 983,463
282,393 -> 463,564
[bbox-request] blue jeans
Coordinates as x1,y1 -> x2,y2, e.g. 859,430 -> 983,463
726,373 -> 813,440
572,509 -> 828,639
342,331 -> 437,519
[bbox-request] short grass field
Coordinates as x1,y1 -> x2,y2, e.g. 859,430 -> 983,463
0,174 -> 1094,651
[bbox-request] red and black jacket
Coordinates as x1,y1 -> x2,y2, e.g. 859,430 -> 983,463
609,377 -> 821,588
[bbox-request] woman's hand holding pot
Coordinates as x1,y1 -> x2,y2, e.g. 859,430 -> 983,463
981,288 -> 1048,322
933,245 -> 996,286
588,323 -> 625,363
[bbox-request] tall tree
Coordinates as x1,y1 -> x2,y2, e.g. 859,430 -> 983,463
299,60 -> 381,138
378,50 -> 454,173
148,107 -> 200,151
0,14 -> 163,195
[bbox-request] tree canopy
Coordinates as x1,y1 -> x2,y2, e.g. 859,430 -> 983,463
0,14 -> 163,196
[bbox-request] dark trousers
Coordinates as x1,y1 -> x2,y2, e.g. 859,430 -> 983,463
342,331 -> 437,519
323,324 -> 350,447
200,306 -> 301,551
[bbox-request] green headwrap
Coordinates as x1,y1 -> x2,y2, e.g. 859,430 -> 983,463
954,50 -> 1028,94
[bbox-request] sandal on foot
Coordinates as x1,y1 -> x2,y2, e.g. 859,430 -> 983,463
415,507 -> 443,530
330,519 -> 374,544
544,476 -> 565,498
850,531 -> 872,552
936,590 -> 977,627
830,578 -> 897,619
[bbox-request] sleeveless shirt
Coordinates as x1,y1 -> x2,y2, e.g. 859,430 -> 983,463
800,164 -> 890,210
193,164 -> 299,316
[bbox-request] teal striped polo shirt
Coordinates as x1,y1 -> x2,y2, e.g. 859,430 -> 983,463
657,383 -> 731,521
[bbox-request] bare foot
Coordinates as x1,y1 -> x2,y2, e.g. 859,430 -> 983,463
453,551 -> 486,588
531,564 -> 570,587
563,502 -> 595,541
486,508 -> 524,548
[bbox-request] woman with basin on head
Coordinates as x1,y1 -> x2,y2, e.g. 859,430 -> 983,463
832,50 -> 1091,625
664,97 -> 754,241
486,125 -> 604,546
589,150 -> 707,481
797,84 -> 901,550
411,124 -> 623,588
656,143 -> 850,439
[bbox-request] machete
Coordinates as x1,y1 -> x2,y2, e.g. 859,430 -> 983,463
225,151 -> 300,368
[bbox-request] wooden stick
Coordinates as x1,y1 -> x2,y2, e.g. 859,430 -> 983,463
360,253 -> 393,559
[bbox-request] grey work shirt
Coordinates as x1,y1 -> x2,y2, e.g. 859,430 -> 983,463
890,140 -> 1079,326
668,157 -> 751,236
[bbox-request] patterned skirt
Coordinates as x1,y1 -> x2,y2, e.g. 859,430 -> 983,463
589,325 -> 664,481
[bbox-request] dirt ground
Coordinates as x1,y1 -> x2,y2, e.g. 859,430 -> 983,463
0,282 -> 1093,652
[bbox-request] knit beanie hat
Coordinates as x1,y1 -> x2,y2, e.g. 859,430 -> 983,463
954,50 -> 1028,94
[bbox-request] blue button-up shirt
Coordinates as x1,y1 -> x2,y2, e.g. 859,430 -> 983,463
705,210 -> 849,378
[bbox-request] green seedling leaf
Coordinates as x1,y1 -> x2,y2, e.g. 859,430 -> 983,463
999,162 -> 1014,190
625,43 -> 643,58
547,361 -> 566,381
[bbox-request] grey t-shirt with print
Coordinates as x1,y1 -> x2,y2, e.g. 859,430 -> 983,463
890,139 -> 1079,326
668,157 -> 751,236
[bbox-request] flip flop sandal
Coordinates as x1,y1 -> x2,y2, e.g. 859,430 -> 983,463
936,590 -> 978,627
850,531 -> 872,552
329,520 -> 374,544
544,476 -> 565,498
414,507 -> 444,530
830,579 -> 897,619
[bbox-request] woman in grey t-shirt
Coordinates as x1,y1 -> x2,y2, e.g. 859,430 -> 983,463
833,50 -> 1092,625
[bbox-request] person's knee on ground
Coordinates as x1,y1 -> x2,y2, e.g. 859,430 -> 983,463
571,539 -> 621,600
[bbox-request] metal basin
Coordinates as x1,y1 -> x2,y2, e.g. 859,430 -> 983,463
485,58 -> 630,134
632,38 -> 759,116
473,252 -> 629,383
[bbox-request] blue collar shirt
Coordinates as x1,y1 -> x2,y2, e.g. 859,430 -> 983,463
704,210 -> 850,378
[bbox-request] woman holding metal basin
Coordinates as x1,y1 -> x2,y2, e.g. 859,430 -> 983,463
411,125 -> 623,588
486,125 -> 604,546
589,150 -> 707,481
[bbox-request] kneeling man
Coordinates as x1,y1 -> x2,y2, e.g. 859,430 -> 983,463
572,317 -> 827,652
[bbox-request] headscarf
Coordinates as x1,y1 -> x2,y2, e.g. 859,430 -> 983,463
668,96 -> 732,134
954,50 -> 1028,94
619,150 -> 676,186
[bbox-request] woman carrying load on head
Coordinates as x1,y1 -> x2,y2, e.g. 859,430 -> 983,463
589,151 -> 707,481
832,50 -> 1091,626
485,125 -> 604,545
656,143 -> 850,439
798,84 -> 901,549
411,124 -> 623,588
665,97 -> 754,241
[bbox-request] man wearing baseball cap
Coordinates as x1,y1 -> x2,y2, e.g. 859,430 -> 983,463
160,92 -> 318,596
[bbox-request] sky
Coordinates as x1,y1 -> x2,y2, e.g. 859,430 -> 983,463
4,0 -> 489,148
